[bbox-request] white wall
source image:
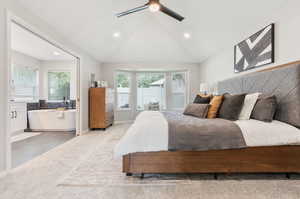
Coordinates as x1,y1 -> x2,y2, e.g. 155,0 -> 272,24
100,63 -> 200,121
39,60 -> 77,100
80,60 -> 102,131
12,50 -> 40,68
0,1 -> 101,172
199,1 -> 300,84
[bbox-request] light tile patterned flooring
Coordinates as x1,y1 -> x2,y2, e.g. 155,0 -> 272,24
11,132 -> 75,168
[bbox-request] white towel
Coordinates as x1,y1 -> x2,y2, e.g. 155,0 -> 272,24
56,111 -> 65,119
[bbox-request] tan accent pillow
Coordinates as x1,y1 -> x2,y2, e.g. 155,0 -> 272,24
207,95 -> 224,119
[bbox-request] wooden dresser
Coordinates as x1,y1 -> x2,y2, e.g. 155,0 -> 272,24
89,88 -> 114,130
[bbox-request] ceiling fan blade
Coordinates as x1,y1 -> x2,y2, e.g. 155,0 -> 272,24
160,4 -> 184,22
116,4 -> 149,18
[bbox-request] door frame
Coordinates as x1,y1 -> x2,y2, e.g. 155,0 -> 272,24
5,10 -> 82,170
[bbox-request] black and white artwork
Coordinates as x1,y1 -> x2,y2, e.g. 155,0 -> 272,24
234,24 -> 274,73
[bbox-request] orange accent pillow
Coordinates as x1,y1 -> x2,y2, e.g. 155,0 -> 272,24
207,95 -> 224,119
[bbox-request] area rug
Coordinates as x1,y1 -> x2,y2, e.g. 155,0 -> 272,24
58,124 -> 299,187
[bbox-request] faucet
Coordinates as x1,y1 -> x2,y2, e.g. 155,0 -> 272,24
63,97 -> 69,108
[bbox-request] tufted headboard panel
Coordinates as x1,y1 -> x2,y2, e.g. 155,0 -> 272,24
218,62 -> 300,128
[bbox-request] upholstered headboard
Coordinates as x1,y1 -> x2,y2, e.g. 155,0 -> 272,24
218,62 -> 300,128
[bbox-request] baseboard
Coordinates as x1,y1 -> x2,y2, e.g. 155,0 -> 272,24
78,129 -> 89,136
10,129 -> 26,137
114,120 -> 133,124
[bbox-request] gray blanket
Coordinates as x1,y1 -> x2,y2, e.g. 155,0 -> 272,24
162,112 -> 246,151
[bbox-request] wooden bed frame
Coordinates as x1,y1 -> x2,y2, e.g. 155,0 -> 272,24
123,146 -> 300,176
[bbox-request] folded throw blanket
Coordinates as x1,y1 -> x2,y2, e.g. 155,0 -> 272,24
162,111 -> 246,151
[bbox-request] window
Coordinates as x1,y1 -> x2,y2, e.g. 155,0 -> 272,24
115,70 -> 188,112
116,72 -> 131,109
137,73 -> 166,111
170,72 -> 186,109
12,65 -> 38,101
48,71 -> 71,101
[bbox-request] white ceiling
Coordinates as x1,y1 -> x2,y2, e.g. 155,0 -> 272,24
16,0 -> 288,64
11,22 -> 75,61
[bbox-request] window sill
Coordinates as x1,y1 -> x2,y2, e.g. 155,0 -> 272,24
116,109 -> 132,112
13,99 -> 38,103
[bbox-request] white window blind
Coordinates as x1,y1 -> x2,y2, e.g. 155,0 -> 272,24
12,65 -> 38,101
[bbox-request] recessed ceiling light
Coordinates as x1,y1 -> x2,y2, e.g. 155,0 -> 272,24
113,32 -> 120,38
53,51 -> 61,56
184,33 -> 191,39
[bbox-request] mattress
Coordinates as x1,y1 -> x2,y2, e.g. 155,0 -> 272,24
114,111 -> 300,158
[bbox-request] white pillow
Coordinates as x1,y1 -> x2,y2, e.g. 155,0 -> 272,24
239,93 -> 260,120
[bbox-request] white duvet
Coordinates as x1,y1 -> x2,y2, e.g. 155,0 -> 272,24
114,111 -> 300,158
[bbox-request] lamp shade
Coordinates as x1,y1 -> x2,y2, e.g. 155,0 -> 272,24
200,83 -> 209,93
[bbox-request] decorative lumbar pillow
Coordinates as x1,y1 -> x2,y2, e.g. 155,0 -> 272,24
193,94 -> 212,104
207,95 -> 224,119
239,93 -> 260,120
251,95 -> 277,122
183,104 -> 210,118
218,93 -> 246,121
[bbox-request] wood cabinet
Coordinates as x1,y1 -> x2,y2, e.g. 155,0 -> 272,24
89,88 -> 114,130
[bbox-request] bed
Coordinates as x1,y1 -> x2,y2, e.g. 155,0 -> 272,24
115,61 -> 300,176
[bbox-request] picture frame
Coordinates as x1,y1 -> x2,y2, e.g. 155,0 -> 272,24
234,23 -> 275,73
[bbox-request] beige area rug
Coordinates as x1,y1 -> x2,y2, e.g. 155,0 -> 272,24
58,124 -> 300,187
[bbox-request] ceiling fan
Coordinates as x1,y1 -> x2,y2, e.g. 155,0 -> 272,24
116,0 -> 185,22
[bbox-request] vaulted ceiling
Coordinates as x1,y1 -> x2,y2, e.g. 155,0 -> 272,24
16,0 -> 288,63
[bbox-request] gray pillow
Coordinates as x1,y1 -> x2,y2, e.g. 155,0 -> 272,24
193,95 -> 211,104
218,93 -> 246,121
183,104 -> 210,118
251,95 -> 277,122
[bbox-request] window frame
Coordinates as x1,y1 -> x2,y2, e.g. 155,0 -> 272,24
47,69 -> 72,102
136,72 -> 167,111
169,71 -> 188,110
115,71 -> 132,111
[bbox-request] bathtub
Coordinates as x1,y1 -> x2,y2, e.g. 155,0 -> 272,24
28,109 -> 76,132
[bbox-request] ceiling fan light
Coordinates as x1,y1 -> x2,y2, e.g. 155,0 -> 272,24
149,3 -> 160,12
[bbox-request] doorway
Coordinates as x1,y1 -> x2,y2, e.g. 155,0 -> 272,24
6,14 -> 81,169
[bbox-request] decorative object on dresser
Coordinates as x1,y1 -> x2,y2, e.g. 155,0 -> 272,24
234,23 -> 275,73
89,88 -> 114,130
